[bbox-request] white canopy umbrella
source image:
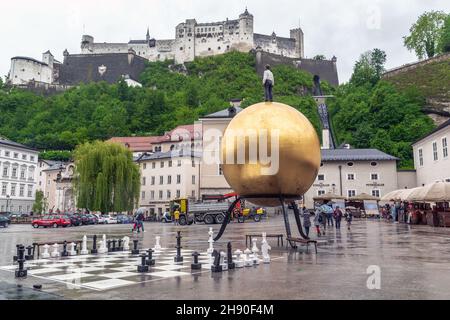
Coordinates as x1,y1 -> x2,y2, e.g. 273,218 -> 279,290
406,181 -> 450,202
381,189 -> 403,201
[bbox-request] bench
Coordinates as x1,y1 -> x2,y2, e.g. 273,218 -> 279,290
245,234 -> 283,247
286,237 -> 317,254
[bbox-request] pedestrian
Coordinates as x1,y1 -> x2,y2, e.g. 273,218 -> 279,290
174,208 -> 180,226
263,64 -> 274,102
345,211 -> 353,231
333,206 -> 343,229
326,208 -> 334,227
320,209 -> 327,235
302,207 -> 311,237
314,208 -> 322,237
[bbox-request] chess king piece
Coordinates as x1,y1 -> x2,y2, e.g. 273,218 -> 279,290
234,249 -> 244,268
131,240 -> 140,255
221,102 -> 321,207
145,249 -> 155,266
191,252 -> 202,270
69,242 -> 77,256
211,250 -> 222,273
15,245 -> 27,278
80,235 -> 89,255
261,233 -> 271,264
137,253 -> 149,273
154,236 -> 162,251
41,244 -> 50,259
227,242 -> 235,270
91,235 -> 98,254
122,236 -> 130,251
51,243 -> 60,258
174,231 -> 183,263
98,240 -> 107,254
244,248 -> 252,267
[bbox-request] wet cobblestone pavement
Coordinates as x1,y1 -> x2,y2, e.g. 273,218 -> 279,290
0,215 -> 449,300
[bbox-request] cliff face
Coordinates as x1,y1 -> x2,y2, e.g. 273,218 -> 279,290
382,53 -> 450,125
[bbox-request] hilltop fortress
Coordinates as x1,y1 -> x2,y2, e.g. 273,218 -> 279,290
7,9 -> 338,91
80,8 -> 304,63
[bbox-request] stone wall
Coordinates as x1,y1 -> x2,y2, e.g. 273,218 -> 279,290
383,52 -> 450,79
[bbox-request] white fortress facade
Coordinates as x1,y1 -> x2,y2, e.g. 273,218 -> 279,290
80,9 -> 304,64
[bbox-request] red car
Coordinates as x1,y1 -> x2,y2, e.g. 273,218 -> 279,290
32,215 -> 71,228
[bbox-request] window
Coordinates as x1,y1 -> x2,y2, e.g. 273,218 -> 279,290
13,153 -> 18,159
5,151 -> 10,157
143,163 -> 147,170
150,191 -> 155,200
30,156 -> 34,162
159,176 -> 164,185
418,148 -> 423,166
176,190 -> 181,198
160,161 -> 165,168
12,167 -> 17,178
22,154 -> 27,160
142,177 -> 146,186
177,175 -> 181,184
347,162 -> 354,167
347,173 -> 355,180
317,174 -> 325,181
167,175 -> 172,184
1,183 -> 7,196
372,190 -> 380,198
159,191 -> 163,199
19,184 -> 24,197
443,138 -> 448,158
167,190 -> 171,199
168,160 -> 172,167
19,168 -> 25,179
347,190 -> 356,197
317,190 -> 326,196
178,160 -> 182,167
192,190 -> 196,198
371,173 -> 379,181
2,166 -> 8,177
11,184 -> 16,196
27,185 -> 32,197
141,191 -> 145,199
370,162 -> 378,167
192,175 -> 196,184
433,142 -> 438,161
152,162 -> 156,169
192,160 -> 195,168
151,176 -> 155,185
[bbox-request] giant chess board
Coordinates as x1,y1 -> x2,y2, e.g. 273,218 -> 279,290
0,248 -> 216,291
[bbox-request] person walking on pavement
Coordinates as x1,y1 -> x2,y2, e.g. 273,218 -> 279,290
314,208 -> 322,237
263,64 -> 274,102
333,206 -> 343,229
174,208 -> 180,226
302,207 -> 311,237
345,211 -> 353,231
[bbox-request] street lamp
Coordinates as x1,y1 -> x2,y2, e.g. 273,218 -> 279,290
6,195 -> 10,212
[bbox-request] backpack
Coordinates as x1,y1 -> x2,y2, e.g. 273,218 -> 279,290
318,214 -> 323,223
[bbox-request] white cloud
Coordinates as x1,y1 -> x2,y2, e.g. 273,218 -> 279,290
0,0 -> 448,83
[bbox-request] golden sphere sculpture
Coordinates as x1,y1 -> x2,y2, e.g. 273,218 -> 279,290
221,102 -> 321,207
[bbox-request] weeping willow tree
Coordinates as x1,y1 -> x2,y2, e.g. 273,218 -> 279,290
73,141 -> 140,213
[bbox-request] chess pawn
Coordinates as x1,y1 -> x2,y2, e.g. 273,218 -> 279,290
51,243 -> 60,258
69,242 -> 77,256
261,240 -> 271,264
80,235 -> 89,255
123,236 -> 130,251
154,236 -> 162,251
244,248 -> 252,267
41,244 -> 50,259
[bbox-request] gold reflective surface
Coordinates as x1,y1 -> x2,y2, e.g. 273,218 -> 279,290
221,102 -> 321,207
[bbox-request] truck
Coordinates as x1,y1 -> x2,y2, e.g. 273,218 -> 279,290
163,193 -> 243,226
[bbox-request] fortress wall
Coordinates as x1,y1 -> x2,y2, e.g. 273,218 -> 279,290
9,58 -> 53,85
383,52 -> 450,79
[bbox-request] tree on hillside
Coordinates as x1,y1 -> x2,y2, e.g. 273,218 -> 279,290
313,55 -> 326,60
350,48 -> 386,87
438,15 -> 450,53
403,11 -> 448,59
73,141 -> 140,213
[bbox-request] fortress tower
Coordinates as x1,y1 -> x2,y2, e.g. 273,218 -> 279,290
290,28 -> 304,58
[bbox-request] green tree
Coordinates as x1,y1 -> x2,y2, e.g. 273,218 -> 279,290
313,55 -> 326,60
350,49 -> 386,87
32,190 -> 46,215
438,15 -> 450,53
73,141 -> 140,213
403,11 -> 448,59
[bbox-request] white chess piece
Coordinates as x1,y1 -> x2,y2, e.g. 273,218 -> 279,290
234,249 -> 244,268
69,242 -> 77,256
51,243 -> 60,258
154,236 -> 162,251
123,236 -> 130,251
80,235 -> 89,255
251,238 -> 260,265
220,251 -> 228,271
42,244 -> 50,259
244,248 -> 252,267
261,233 -> 271,264
207,228 -> 214,256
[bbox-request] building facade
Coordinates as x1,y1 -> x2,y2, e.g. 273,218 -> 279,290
412,119 -> 450,186
0,138 -> 39,213
40,162 -> 76,212
136,151 -> 201,216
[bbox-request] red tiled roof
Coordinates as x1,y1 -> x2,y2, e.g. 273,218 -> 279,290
107,136 -> 164,152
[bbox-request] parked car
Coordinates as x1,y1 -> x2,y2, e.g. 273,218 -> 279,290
102,214 -> 118,224
9,212 -> 29,219
94,214 -> 106,224
67,214 -> 82,227
0,213 -> 11,227
116,214 -> 133,224
32,215 -> 71,228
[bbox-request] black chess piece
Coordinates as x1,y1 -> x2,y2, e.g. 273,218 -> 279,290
227,242 -> 235,270
145,249 -> 155,266
131,240 -> 140,255
91,235 -> 98,254
25,245 -> 34,261
13,244 -> 20,262
107,240 -> 112,253
174,231 -> 183,263
137,253 -> 149,273
211,250 -> 222,273
61,241 -> 69,257
118,239 -> 123,251
191,252 -> 202,270
15,245 -> 27,278
112,239 -> 117,252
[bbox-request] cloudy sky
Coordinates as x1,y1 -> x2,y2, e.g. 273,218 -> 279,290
1,0 -> 448,83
